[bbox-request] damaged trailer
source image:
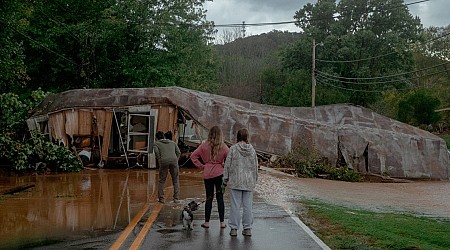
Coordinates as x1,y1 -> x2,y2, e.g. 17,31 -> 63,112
27,87 -> 449,179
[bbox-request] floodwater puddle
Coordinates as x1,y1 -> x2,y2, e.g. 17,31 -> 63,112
0,169 -> 157,249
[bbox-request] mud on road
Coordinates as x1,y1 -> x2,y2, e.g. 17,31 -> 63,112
256,167 -> 450,219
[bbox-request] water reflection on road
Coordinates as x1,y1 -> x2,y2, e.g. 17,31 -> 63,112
0,169 -> 157,249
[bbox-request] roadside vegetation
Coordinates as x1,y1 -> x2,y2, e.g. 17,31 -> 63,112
0,91 -> 81,172
299,199 -> 450,250
272,146 -> 362,182
438,134 -> 450,149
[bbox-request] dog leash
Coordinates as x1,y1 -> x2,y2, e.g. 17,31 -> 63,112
191,186 -> 226,210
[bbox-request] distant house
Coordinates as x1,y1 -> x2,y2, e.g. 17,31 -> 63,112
27,87 -> 449,180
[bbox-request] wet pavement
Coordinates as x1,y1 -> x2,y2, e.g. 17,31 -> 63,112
4,166 -> 448,249
0,168 -> 329,249
135,198 -> 327,250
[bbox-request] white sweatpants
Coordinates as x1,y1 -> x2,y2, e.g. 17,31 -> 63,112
228,189 -> 253,230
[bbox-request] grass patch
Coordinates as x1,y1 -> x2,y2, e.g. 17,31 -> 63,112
299,199 -> 450,250
437,134 -> 450,149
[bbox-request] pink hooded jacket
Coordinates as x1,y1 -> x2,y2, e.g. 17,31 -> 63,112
190,142 -> 229,179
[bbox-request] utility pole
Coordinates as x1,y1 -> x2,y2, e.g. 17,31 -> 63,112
312,39 -> 316,108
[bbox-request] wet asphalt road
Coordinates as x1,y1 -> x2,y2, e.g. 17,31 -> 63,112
134,196 -> 329,250
30,168 -> 329,250
112,167 -> 329,250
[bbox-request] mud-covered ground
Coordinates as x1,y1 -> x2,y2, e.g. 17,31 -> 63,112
256,167 -> 450,219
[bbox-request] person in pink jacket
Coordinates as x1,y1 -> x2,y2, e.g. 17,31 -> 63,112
190,126 -> 229,229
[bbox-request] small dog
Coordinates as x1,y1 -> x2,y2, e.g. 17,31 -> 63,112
181,201 -> 199,230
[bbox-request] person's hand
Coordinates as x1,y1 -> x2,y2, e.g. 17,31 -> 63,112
221,179 -> 227,194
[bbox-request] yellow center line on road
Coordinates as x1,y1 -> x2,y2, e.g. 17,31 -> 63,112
129,186 -> 173,249
129,202 -> 163,250
109,201 -> 151,250
109,185 -> 173,250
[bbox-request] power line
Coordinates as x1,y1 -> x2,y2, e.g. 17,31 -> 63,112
316,79 -> 414,93
0,18 -> 77,65
316,67 -> 450,85
316,32 -> 450,64
316,61 -> 450,80
214,20 -> 296,28
316,73 -> 408,85
213,0 -> 430,28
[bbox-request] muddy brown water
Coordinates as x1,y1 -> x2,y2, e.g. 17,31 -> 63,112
1,168 -> 449,248
0,169 -> 159,249
256,168 -> 450,220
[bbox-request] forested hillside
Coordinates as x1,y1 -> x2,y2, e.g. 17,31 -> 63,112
215,31 -> 301,103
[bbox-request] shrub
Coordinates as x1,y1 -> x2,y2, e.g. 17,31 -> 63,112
0,131 -> 82,172
274,146 -> 329,178
397,90 -> 441,126
273,145 -> 361,182
0,90 -> 81,172
328,166 -> 362,182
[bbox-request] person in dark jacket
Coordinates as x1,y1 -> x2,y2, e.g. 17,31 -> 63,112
154,131 -> 181,203
223,128 -> 258,237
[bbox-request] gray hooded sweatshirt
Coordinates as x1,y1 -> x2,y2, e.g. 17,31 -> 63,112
153,139 -> 181,166
223,142 -> 258,191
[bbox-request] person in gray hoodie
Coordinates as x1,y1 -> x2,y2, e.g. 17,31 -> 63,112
223,128 -> 258,237
154,131 -> 181,203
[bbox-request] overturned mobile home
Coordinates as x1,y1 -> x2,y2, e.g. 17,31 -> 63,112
27,87 -> 449,179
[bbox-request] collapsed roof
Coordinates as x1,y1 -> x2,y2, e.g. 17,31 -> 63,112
30,87 -> 449,180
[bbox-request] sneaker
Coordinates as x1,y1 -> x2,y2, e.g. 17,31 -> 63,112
229,229 -> 237,236
242,229 -> 252,236
158,198 -> 165,203
173,199 -> 180,204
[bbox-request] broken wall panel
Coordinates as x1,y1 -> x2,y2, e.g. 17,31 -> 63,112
65,110 -> 79,138
156,105 -> 177,135
48,112 -> 67,146
78,110 -> 93,135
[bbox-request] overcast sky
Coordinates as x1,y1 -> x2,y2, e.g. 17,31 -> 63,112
204,0 -> 450,37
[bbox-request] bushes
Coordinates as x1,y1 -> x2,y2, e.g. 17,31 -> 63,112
273,146 -> 361,182
0,128 -> 82,173
397,90 -> 441,126
0,90 -> 82,173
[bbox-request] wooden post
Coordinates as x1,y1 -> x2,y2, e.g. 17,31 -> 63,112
312,38 -> 316,108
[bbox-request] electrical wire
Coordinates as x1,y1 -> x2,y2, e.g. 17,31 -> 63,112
0,18 -> 77,65
316,61 -> 450,80
316,32 -> 450,63
213,0 -> 431,28
315,73 -> 407,85
315,68 -> 450,85
316,79 -> 415,93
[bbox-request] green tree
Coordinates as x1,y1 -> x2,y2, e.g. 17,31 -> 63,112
397,90 -> 441,126
0,90 -> 81,172
281,0 -> 422,107
20,0 -> 215,92
0,0 -> 30,93
216,31 -> 301,103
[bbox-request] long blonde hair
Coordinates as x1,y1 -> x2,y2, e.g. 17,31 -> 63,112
207,126 -> 223,160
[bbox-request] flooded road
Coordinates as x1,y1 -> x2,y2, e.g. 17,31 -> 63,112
1,167 -> 449,249
0,169 -> 160,249
256,167 -> 450,219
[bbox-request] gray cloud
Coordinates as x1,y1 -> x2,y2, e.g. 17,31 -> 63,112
205,0 -> 450,36
407,0 -> 450,27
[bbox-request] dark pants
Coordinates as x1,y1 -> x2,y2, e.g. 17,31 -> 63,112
158,162 -> 179,201
204,175 -> 225,222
